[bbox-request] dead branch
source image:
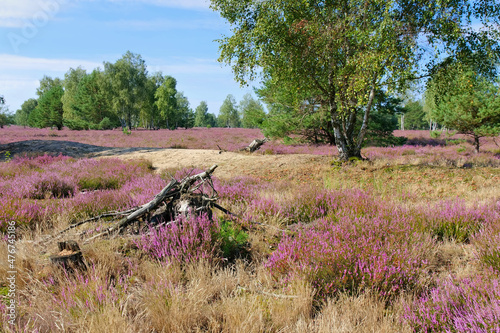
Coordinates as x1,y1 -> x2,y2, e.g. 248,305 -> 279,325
83,165 -> 219,243
241,138 -> 269,153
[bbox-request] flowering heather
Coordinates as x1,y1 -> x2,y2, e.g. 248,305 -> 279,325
0,125 -> 336,155
136,214 -> 220,264
0,154 -> 163,231
404,274 -> 500,332
418,200 -> 499,243
473,213 -> 500,272
265,195 -> 433,301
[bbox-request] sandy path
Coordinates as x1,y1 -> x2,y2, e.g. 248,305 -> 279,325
115,149 -> 332,182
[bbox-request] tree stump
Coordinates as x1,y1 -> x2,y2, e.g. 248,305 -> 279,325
49,240 -> 86,271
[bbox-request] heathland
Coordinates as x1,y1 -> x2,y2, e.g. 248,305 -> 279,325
1,127 -> 499,332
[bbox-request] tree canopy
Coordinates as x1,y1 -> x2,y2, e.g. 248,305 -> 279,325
427,63 -> 500,152
30,85 -> 64,130
211,0 -> 500,160
218,94 -> 240,128
239,93 -> 266,129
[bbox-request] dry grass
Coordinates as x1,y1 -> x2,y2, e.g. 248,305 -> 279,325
326,161 -> 500,205
2,147 -> 499,332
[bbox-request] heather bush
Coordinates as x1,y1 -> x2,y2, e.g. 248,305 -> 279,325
0,155 -> 161,231
73,158 -> 153,191
266,213 -> 432,301
0,198 -> 61,231
30,174 -> 76,199
404,274 -> 500,332
136,214 -> 220,264
473,224 -> 500,272
420,200 -> 496,243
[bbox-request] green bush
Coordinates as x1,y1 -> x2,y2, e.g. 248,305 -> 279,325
99,117 -> 113,130
77,176 -> 120,191
218,220 -> 249,261
64,119 -> 89,130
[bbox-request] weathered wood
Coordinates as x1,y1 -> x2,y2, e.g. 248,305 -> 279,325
84,165 -> 219,243
46,207 -> 140,242
242,138 -> 269,152
85,179 -> 179,242
50,240 -> 86,270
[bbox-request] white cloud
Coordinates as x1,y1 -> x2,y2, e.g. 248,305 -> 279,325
0,0 -> 209,27
0,0 -> 67,28
0,54 -> 102,73
0,54 -> 102,111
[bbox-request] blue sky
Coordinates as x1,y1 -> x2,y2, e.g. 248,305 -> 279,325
0,0 -> 256,115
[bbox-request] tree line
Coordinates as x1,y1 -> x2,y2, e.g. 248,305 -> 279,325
12,51 -> 267,131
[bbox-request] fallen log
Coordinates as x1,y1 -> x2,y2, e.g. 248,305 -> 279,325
242,138 -> 269,153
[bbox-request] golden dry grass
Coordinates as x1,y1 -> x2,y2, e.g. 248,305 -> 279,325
2,149 -> 499,332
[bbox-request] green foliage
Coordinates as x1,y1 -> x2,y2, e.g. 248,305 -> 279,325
63,118 -> 89,130
155,76 -> 178,129
218,220 -> 249,260
362,92 -> 407,147
16,52 -> 200,131
105,51 -> 148,129
205,113 -> 217,128
432,220 -> 481,244
15,98 -> 37,127
98,117 -> 113,130
261,87 -> 406,147
194,101 -> 210,127
175,91 -> 195,129
61,67 -> 87,121
4,151 -> 12,161
0,97 -> 14,128
218,94 -> 240,128
403,100 -> 428,130
70,69 -> 116,127
211,0 -> 500,160
77,176 -> 120,191
30,85 -> 64,129
239,93 -> 266,129
36,75 -> 63,97
428,62 -> 500,152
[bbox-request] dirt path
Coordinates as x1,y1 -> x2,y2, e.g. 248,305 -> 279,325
0,139 -> 333,182
116,149 -> 332,182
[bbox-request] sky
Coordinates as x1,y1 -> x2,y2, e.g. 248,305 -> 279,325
0,0 -> 256,115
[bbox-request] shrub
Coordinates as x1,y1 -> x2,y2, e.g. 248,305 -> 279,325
31,175 -> 76,199
64,119 -> 89,130
473,227 -> 500,272
77,176 -> 120,191
430,130 -> 442,139
266,214 -> 432,301
404,274 -> 500,332
136,214 -> 220,264
219,220 -> 249,260
423,200 -> 492,243
99,117 -> 113,130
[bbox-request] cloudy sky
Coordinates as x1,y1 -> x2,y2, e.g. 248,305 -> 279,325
0,0 -> 255,114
